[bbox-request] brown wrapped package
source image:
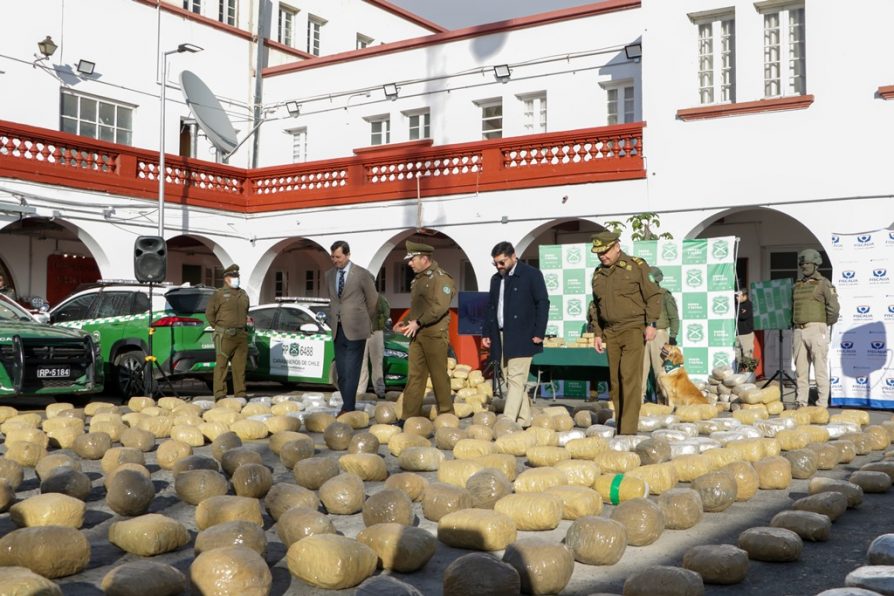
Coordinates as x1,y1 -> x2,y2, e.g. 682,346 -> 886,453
770,510 -> 831,542
0,457 -> 24,490
544,485 -> 603,520
348,432 -> 381,455
435,413 -> 461,429
276,506 -> 336,547
610,497 -> 665,546
438,459 -> 484,487
422,482 -> 473,522
453,438 -> 496,460
624,565 -> 705,595
100,447 -> 145,475
443,552 -> 520,596
467,469 -> 512,509
691,471 -> 738,512
280,438 -> 315,469
374,403 -> 397,424
287,534 -> 376,590
320,473 -> 366,515
108,514 -> 189,556
502,539 -> 574,596
323,421 -> 354,451
807,442 -> 841,470
566,436 -> 610,459
175,469 -> 228,506
171,424 -> 206,447
403,416 -> 434,438
358,523 -> 437,572
466,424 -> 495,442
194,520 -> 267,556
362,488 -> 414,526
865,425 -> 891,451
840,432 -> 872,455
554,459 -> 601,488
494,493 -> 563,531
293,456 -> 340,490
635,438 -> 672,465
101,560 -> 186,596
269,431 -> 305,455
172,454 -> 220,476
495,432 -> 537,456
861,461 -> 894,482
0,566 -> 63,596
210,431 -> 242,461
437,509 -> 517,551
120,428 -> 156,452
384,472 -> 429,502
565,516 -> 626,565
594,450 -> 641,474
737,527 -> 803,561
195,495 -> 264,530
220,447 -> 263,477
594,474 -> 649,505
808,476 -> 864,508
670,454 -> 714,482
474,454 -> 518,482
338,410 -> 370,429
721,461 -> 760,501
106,468 -> 155,516
72,432 -> 112,460
514,467 -> 567,493
34,454 -> 79,482
39,469 -> 91,502
783,449 -> 819,480
304,412 -> 336,433
849,470 -> 892,493
190,545 -> 272,595
388,432 -> 431,457
0,526 -> 90,578
791,491 -> 848,521
682,544 -> 748,585
231,463 -> 273,499
398,447 -> 445,472
10,493 -> 85,528
526,445 -> 571,468
436,427 -> 469,450
829,439 -> 858,463
753,456 -> 792,490
264,482 -> 319,521
338,453 -> 388,481
627,463 -> 678,495
658,488 -> 703,530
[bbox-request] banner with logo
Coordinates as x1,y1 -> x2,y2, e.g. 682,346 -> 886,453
539,237 -> 737,381
827,228 -> 894,408
750,279 -> 793,330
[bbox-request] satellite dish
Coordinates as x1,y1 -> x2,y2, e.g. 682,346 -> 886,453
179,70 -> 238,155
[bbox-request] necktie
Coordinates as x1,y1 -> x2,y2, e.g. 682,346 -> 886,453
337,269 -> 345,298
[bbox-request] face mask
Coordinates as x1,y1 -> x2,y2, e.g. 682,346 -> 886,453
229,278 -> 240,289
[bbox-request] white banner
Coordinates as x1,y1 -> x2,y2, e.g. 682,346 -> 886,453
828,229 -> 894,408
267,334 -> 326,378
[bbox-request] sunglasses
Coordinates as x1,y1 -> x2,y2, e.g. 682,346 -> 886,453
492,258 -> 512,267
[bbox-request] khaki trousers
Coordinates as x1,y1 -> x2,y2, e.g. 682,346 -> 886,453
213,330 -> 248,400
793,322 -> 830,407
735,332 -> 755,368
402,331 -> 453,419
605,326 -> 645,435
500,332 -> 533,425
357,330 -> 386,398
641,328 -> 669,402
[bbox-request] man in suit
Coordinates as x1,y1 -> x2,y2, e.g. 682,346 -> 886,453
481,241 -> 548,427
326,240 -> 378,415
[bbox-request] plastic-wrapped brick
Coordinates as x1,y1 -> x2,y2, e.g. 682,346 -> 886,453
610,497 -> 665,546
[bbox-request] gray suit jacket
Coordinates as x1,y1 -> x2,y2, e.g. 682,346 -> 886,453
325,263 -> 378,341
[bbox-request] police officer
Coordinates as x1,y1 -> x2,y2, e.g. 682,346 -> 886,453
205,264 -> 250,401
395,240 -> 455,420
590,231 -> 662,434
792,249 -> 840,408
0,273 -> 16,301
641,266 -> 679,404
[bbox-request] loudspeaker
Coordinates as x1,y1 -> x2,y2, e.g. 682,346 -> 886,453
134,236 -> 167,283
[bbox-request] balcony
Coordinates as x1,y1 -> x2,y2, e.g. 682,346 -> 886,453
0,120 -> 645,214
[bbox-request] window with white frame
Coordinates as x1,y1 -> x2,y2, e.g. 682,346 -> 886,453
218,0 -> 236,25
183,0 -> 201,14
368,116 -> 390,145
478,99 -> 502,140
289,127 -> 307,163
520,92 -> 547,133
760,3 -> 805,97
356,34 -> 373,49
406,109 -> 430,140
605,84 -> 635,125
60,91 -> 134,145
274,271 -> 287,297
278,5 -> 296,46
693,12 -> 736,104
307,15 -> 324,56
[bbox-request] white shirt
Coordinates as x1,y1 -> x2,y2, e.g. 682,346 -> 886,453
497,262 -> 518,329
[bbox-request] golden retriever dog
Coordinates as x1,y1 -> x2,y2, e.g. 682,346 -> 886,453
657,344 -> 709,407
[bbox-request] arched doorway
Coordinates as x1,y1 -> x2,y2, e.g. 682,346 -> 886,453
165,235 -> 229,288
254,237 -> 330,304
517,218 -> 606,265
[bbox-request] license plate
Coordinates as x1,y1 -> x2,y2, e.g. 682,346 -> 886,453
37,367 -> 71,378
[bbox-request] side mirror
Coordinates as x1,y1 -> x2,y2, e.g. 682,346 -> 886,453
300,323 -> 320,334
33,312 -> 51,324
315,311 -> 327,324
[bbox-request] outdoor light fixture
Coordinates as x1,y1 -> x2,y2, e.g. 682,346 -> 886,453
177,43 -> 203,54
624,43 -> 642,60
37,36 -> 58,58
383,83 -> 399,99
493,64 -> 511,79
285,101 -> 301,116
76,59 -> 95,75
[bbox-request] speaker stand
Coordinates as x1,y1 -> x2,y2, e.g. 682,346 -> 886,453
143,282 -> 180,398
761,328 -> 796,404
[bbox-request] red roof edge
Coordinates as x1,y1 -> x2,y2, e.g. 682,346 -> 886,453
263,0 -> 641,77
362,0 -> 447,33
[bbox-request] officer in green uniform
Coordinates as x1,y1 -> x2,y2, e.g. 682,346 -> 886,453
589,231 -> 662,434
792,249 -> 840,408
395,240 -> 456,420
641,266 -> 679,403
205,264 -> 250,400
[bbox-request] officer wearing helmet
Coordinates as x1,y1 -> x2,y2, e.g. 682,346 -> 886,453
792,248 -> 840,408
641,266 -> 679,404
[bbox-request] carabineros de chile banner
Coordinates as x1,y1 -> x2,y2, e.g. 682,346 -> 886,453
539,237 -> 737,382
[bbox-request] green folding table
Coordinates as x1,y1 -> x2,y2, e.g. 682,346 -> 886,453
530,347 -> 610,400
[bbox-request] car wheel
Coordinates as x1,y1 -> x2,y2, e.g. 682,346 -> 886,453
114,350 -> 153,398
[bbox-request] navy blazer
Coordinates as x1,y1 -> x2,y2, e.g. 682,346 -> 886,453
482,260 -> 549,360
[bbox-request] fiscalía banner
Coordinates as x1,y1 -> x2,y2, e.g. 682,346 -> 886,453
828,229 -> 894,408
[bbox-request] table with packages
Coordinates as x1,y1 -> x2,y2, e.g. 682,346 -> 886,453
530,347 -> 609,399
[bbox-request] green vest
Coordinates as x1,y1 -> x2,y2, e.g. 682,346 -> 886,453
792,279 -> 826,324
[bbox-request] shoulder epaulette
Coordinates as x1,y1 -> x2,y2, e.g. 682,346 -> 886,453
631,256 -> 646,265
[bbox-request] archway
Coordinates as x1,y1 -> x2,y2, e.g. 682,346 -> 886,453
165,234 -> 231,287
516,218 -> 606,264
252,237 -> 330,304
0,217 -> 108,306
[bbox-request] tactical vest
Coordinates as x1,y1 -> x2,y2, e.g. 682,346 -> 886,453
792,280 -> 825,324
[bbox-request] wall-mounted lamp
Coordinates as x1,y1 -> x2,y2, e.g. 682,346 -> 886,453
500,215 -> 509,224
33,36 -> 58,67
76,59 -> 95,75
285,101 -> 301,116
624,43 -> 642,61
382,83 -> 399,99
493,64 -> 511,80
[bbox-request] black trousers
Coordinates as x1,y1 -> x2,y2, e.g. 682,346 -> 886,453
334,324 -> 365,411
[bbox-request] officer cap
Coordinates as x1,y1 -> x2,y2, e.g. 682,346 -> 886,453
591,231 -> 620,254
797,249 -> 822,266
649,266 -> 664,283
223,264 -> 240,278
404,240 -> 434,260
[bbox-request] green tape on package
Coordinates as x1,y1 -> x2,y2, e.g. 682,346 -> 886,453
610,473 -> 624,505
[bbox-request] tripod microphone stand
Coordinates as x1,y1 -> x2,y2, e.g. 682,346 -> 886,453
143,281 -> 179,398
760,327 -> 796,404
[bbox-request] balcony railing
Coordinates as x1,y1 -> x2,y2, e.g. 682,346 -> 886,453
0,120 -> 645,213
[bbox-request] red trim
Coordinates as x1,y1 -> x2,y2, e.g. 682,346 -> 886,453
0,120 -> 645,214
877,85 -> 894,100
676,95 -> 815,121
263,0 -> 641,77
264,38 -> 315,60
362,0 -> 446,33
133,0 -> 254,41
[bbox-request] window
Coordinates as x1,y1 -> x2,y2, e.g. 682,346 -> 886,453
182,264 -> 202,285
376,266 -> 386,292
394,262 -> 413,293
183,0 -> 201,14
278,5 -> 296,46
204,266 -> 223,288
304,270 -> 318,293
369,116 -> 390,146
274,271 -> 287,297
279,308 -> 316,333
695,15 -> 735,104
218,0 -> 236,25
406,110 -> 430,140
131,292 -> 150,315
290,127 -> 307,163
52,294 -> 96,323
356,34 -> 373,49
60,91 -> 134,145
95,292 -> 136,319
761,4 -> 805,97
251,308 -> 277,330
520,93 -> 547,133
606,85 -> 635,125
307,15 -> 324,56
478,99 -> 502,140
